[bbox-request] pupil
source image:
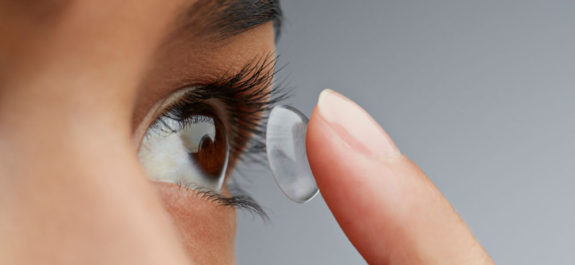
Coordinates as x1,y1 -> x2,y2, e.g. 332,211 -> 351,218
200,136 -> 213,150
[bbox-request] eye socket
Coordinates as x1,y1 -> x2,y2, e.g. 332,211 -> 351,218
138,107 -> 229,192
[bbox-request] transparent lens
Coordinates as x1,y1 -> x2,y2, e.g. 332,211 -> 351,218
266,105 -> 318,203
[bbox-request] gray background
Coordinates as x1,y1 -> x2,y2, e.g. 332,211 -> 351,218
236,1 -> 575,264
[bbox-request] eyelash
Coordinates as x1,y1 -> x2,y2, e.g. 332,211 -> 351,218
151,54 -> 288,218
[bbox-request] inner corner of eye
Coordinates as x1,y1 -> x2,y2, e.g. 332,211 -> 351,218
137,99 -> 231,194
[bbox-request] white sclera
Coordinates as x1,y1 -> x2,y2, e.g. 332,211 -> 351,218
266,105 -> 319,203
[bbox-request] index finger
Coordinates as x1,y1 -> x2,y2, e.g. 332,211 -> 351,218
306,89 -> 494,265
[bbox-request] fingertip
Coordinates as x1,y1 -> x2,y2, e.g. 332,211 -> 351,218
305,90 -> 493,265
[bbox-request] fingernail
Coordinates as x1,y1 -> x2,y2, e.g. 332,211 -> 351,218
317,89 -> 401,160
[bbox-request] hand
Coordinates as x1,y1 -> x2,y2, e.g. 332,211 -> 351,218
306,89 -> 495,265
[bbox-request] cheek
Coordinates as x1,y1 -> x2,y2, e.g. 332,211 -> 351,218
154,182 -> 237,264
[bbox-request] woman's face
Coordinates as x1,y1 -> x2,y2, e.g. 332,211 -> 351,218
0,1 -> 280,264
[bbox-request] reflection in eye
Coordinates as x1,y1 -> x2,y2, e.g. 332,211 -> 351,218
139,111 -> 229,192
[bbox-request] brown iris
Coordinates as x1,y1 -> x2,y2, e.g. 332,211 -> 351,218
180,114 -> 228,180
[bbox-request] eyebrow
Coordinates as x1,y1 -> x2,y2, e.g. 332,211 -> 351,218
176,0 -> 283,42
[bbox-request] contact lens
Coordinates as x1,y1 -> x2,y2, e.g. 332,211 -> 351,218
266,105 -> 319,203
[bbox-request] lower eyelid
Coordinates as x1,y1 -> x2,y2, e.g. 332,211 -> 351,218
153,182 -> 238,239
154,181 -> 266,218
155,181 -> 231,209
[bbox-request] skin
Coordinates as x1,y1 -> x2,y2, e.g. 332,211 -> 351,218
0,1 -> 493,264
307,90 -> 495,265
0,1 -> 272,264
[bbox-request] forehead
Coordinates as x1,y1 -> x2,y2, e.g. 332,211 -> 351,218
1,0 -> 281,41
17,0 -> 282,38
0,0 -> 282,87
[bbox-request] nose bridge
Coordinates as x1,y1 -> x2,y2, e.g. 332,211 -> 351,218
0,87 -> 135,201
0,90 -> 190,265
0,1 -> 196,263
0,83 -> 133,170
0,52 -> 162,217
0,0 -> 180,243
0,0 -> 180,225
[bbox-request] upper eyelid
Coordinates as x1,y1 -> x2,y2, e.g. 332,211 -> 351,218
145,54 -> 282,156
142,53 -> 278,124
134,86 -> 198,150
147,93 -> 234,152
133,54 -> 276,144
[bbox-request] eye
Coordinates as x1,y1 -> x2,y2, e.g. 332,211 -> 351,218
138,102 -> 229,192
